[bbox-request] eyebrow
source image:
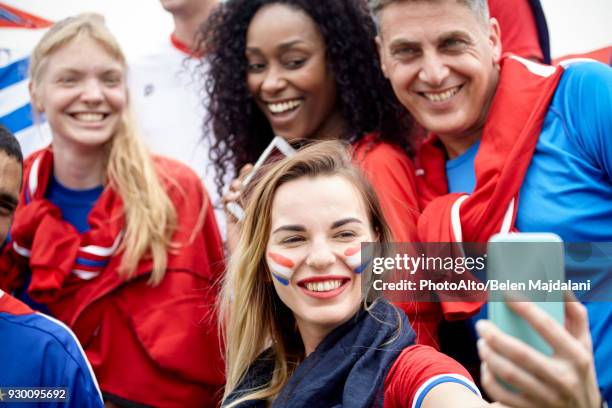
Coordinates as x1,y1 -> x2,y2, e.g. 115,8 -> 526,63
331,218 -> 363,229
388,30 -> 471,49
272,224 -> 306,234
246,39 -> 306,54
437,30 -> 472,43
271,217 -> 362,234
388,38 -> 420,50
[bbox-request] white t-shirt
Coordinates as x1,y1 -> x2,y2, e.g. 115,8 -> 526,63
128,38 -> 227,237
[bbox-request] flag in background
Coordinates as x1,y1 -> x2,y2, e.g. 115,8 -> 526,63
1,2 -> 52,157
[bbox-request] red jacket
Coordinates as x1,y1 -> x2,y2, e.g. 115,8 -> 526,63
2,148 -> 225,407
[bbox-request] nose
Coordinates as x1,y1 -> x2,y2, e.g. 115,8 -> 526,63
80,79 -> 104,104
417,52 -> 449,87
305,240 -> 336,270
260,65 -> 287,96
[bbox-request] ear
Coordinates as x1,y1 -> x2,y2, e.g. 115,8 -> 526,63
28,81 -> 43,113
376,35 -> 389,78
488,17 -> 502,63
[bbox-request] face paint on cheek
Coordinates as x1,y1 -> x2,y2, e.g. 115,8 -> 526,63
267,251 -> 296,286
343,246 -> 370,274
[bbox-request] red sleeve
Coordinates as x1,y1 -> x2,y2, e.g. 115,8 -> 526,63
384,345 -> 480,408
353,138 -> 420,243
488,0 -> 544,61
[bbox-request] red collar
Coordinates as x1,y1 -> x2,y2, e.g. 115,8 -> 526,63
170,33 -> 202,58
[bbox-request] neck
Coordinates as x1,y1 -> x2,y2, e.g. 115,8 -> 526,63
171,1 -> 217,50
298,321 -> 329,357
52,140 -> 106,190
310,109 -> 349,141
438,131 -> 481,160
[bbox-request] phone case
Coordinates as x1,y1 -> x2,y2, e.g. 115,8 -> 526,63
487,232 -> 565,356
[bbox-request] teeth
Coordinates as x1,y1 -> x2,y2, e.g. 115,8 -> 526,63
305,280 -> 343,292
423,86 -> 460,102
268,99 -> 302,114
73,113 -> 105,122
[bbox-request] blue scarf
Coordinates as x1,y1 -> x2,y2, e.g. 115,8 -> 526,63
226,300 -> 415,407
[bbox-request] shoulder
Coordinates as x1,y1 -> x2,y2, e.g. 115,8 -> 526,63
557,60 -> 612,94
354,134 -> 412,164
152,155 -> 204,191
384,345 -> 480,408
353,135 -> 415,176
0,300 -> 102,398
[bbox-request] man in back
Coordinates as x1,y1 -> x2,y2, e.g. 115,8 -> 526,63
129,0 -> 228,236
372,0 -> 612,404
0,125 -> 103,408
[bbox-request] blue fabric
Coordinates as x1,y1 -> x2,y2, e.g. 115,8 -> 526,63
225,300 -> 416,408
0,310 -> 103,407
0,57 -> 28,89
447,61 -> 612,404
45,176 -> 103,233
446,140 -> 480,194
0,103 -> 33,134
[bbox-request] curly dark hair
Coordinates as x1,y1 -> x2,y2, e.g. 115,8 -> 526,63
199,0 -> 414,196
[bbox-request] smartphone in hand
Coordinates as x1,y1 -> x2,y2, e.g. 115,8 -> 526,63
487,232 -> 565,356
226,136 -> 296,221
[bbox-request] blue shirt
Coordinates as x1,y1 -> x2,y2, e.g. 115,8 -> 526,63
446,61 -> 612,403
45,176 -> 103,233
0,291 -> 103,408
446,140 -> 480,194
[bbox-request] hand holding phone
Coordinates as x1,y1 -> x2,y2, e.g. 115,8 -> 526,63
224,136 -> 296,222
487,232 -> 564,356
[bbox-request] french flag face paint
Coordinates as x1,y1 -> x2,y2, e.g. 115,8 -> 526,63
267,251 -> 296,286
343,245 -> 369,274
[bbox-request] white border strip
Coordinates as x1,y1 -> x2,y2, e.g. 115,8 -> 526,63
13,241 -> 31,257
29,155 -> 42,198
450,195 -> 468,242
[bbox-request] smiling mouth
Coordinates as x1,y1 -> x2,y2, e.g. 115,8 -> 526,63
266,99 -> 303,115
420,85 -> 462,103
303,279 -> 345,292
69,112 -> 109,122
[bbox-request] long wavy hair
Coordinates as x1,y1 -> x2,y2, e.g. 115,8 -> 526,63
29,13 -> 178,285
199,0 -> 414,196
220,140 -> 395,406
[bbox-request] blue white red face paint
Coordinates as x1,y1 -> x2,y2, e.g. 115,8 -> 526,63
267,244 -> 370,286
342,246 -> 370,274
267,251 -> 296,286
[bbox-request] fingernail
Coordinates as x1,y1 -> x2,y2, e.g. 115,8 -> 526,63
476,338 -> 485,352
475,319 -> 489,336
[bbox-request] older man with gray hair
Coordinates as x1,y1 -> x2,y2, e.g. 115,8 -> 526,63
372,0 -> 612,406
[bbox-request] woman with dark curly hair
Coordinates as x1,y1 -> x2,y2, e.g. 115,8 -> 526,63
199,0 -> 443,347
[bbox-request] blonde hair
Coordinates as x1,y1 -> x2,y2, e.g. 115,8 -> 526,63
29,13 -> 178,285
220,140 -> 393,406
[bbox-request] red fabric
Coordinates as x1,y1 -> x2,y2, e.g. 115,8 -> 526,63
415,57 -> 564,320
3,148 -> 225,407
554,46 -> 612,65
0,290 -> 33,315
353,136 -> 442,349
0,3 -> 53,29
488,0 -> 544,62
353,135 -> 420,243
170,33 -> 202,58
384,344 -> 476,407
